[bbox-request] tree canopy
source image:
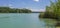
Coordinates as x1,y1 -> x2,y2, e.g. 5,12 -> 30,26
0,7 -> 32,13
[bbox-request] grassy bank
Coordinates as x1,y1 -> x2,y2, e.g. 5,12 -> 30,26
39,0 -> 60,27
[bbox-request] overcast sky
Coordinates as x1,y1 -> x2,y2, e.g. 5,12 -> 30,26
0,0 -> 56,12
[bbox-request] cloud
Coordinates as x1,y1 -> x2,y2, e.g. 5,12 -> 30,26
33,0 -> 39,2
30,9 -> 46,12
25,7 -> 45,12
8,4 -> 12,7
8,4 -> 14,8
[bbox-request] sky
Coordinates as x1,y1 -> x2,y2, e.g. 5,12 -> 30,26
0,0 -> 56,12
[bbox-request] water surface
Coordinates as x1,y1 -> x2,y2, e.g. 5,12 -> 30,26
0,13 -> 46,28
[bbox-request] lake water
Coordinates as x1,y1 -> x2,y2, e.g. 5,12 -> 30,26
0,13 -> 56,28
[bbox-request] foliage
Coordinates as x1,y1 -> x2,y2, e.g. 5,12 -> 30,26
39,0 -> 60,26
40,0 -> 60,20
0,7 -> 32,13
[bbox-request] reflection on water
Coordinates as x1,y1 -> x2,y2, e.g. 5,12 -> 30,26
0,13 -> 46,28
39,18 -> 57,28
0,13 -> 58,28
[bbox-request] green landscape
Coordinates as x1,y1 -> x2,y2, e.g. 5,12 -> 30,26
0,0 -> 60,28
0,7 -> 32,13
39,0 -> 60,28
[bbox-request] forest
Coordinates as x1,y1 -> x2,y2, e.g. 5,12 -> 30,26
0,7 -> 32,13
39,0 -> 60,27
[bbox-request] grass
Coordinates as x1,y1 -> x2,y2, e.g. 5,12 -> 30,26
56,27 -> 60,28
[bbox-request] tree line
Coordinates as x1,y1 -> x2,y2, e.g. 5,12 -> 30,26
0,7 -> 32,13
39,0 -> 60,26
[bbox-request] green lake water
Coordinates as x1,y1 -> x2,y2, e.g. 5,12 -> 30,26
0,13 -> 56,28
